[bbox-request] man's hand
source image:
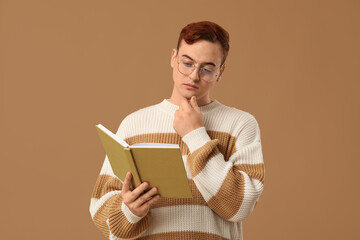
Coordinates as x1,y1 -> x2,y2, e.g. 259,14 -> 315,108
121,172 -> 161,217
174,96 -> 204,138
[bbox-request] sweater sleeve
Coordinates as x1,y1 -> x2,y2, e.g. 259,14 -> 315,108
181,113 -> 265,222
89,118 -> 151,239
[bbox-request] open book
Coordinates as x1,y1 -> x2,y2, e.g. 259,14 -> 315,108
95,124 -> 192,198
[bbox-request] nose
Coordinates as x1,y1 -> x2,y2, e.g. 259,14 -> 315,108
188,66 -> 200,81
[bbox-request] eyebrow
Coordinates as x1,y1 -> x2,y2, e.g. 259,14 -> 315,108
181,54 -> 217,67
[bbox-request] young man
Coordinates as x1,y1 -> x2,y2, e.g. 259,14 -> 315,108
90,21 -> 265,240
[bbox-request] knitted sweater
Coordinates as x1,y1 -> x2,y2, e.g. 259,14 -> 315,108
90,99 -> 265,240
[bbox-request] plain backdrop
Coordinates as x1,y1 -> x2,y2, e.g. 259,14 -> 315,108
1,0 -> 359,239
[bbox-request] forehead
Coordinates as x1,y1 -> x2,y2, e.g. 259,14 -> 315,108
178,39 -> 223,66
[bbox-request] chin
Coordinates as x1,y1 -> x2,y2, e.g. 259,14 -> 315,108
178,87 -> 201,100
183,93 -> 196,100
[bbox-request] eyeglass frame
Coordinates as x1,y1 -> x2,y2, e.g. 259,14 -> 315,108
176,55 -> 223,82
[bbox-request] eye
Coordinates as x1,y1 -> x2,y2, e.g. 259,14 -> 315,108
182,61 -> 193,68
202,67 -> 213,74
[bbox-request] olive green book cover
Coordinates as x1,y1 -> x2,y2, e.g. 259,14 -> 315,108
95,124 -> 192,198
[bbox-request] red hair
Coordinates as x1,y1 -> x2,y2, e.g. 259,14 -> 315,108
176,21 -> 230,66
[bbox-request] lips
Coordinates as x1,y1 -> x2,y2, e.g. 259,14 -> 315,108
184,84 -> 199,89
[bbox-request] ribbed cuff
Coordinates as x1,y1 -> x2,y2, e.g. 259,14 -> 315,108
181,127 -> 211,153
121,201 -> 146,224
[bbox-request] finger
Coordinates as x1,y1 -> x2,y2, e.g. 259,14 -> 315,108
142,187 -> 158,199
135,187 -> 158,207
134,187 -> 158,208
174,110 -> 178,121
122,172 -> 132,194
139,194 -> 161,211
190,96 -> 200,112
130,182 -> 149,201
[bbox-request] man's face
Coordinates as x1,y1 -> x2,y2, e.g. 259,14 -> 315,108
170,39 -> 225,104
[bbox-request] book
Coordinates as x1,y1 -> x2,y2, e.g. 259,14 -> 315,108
95,124 -> 192,198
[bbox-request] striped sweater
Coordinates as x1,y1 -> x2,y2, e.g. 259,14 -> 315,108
90,99 -> 265,240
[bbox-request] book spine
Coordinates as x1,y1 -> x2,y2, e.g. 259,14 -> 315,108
123,148 -> 142,188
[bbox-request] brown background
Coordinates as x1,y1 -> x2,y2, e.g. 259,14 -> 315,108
1,0 -> 359,239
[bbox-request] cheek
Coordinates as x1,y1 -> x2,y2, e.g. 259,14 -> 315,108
199,82 -> 215,93
172,70 -> 178,83
207,83 -> 216,91
173,70 -> 184,84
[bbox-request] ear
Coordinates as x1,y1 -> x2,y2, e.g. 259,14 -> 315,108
170,48 -> 177,68
215,64 -> 226,83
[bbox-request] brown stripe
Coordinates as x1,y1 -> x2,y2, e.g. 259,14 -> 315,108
152,179 -> 207,208
138,231 -> 229,240
207,168 -> 245,220
124,132 -> 238,178
92,194 -> 115,238
108,194 -> 152,238
93,194 -> 151,239
91,174 -> 123,199
207,130 -> 237,161
234,163 -> 265,184
187,139 -> 220,177
124,131 -> 237,161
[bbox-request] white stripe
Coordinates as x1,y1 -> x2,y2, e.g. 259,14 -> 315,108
99,156 -> 117,176
116,102 -> 252,140
141,205 -> 239,239
118,108 -> 176,136
121,201 -> 144,224
232,141 -> 263,165
181,155 -> 193,179
203,107 -> 251,134
229,172 -> 263,222
193,152 -> 231,201
89,190 -> 121,218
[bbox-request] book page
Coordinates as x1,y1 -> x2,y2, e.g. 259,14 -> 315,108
130,143 -> 180,148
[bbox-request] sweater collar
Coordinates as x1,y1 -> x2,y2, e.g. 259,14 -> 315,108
157,98 -> 222,115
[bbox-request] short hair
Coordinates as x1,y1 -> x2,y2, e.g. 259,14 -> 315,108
176,21 -> 230,66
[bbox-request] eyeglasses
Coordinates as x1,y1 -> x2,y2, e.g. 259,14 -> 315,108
177,56 -> 221,82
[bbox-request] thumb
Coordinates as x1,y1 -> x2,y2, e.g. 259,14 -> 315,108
190,96 -> 200,111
